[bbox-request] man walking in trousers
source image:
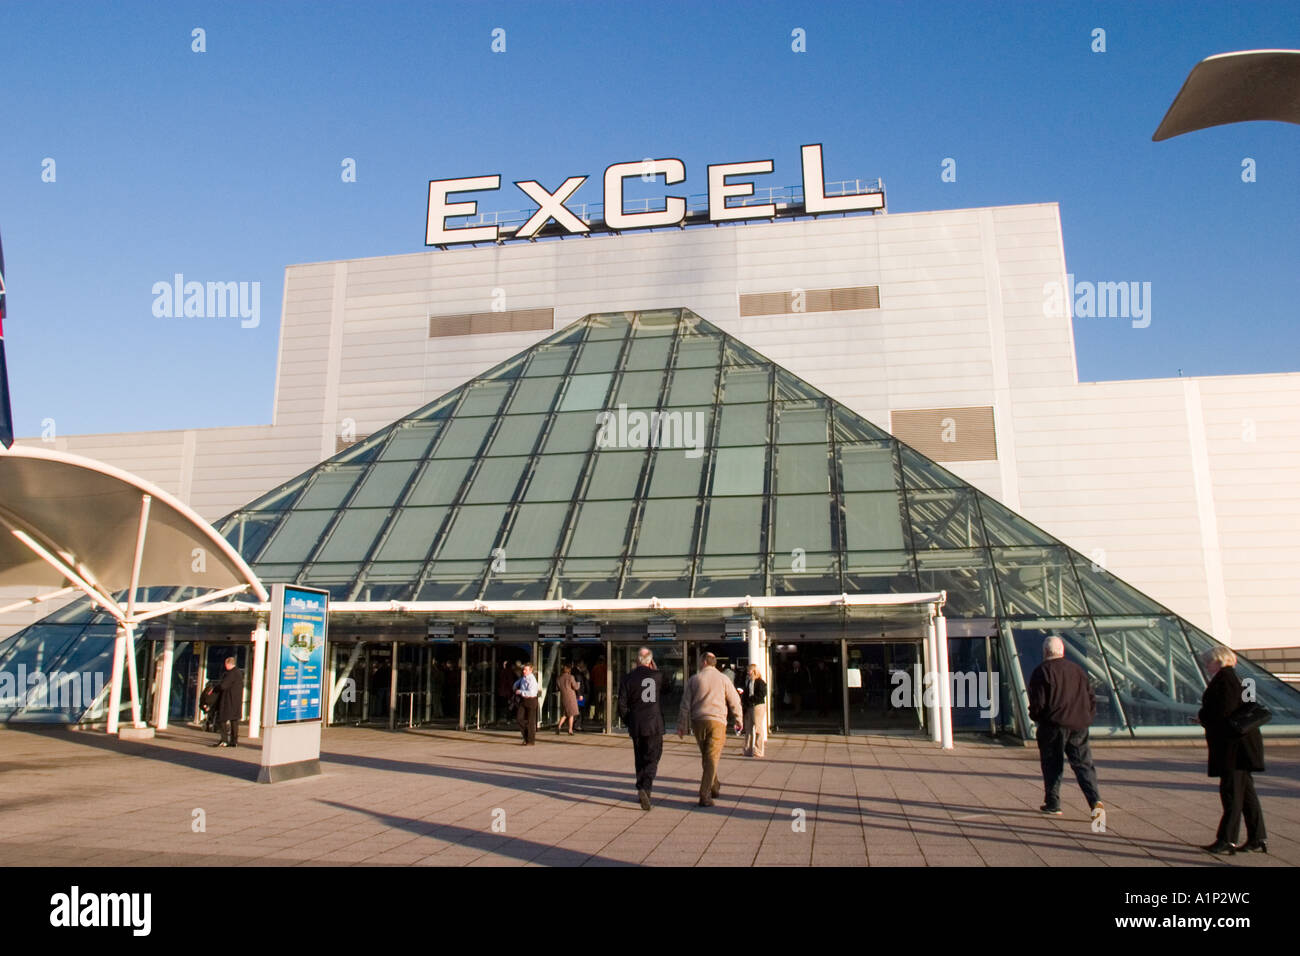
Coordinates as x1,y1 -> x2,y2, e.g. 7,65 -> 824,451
513,663 -> 539,745
213,656 -> 244,748
678,652 -> 743,807
1028,636 -> 1103,816
617,647 -> 665,811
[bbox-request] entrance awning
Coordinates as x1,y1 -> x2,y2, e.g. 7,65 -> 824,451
1153,49 -> 1300,141
0,444 -> 268,734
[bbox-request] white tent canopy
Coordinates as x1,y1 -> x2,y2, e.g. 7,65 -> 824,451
1153,49 -> 1300,141
0,444 -> 267,734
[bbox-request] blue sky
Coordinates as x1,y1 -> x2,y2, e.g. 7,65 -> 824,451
1,0 -> 1296,437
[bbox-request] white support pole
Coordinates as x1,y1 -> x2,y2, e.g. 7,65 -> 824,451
925,611 -> 941,744
107,625 -> 127,735
155,625 -> 176,730
123,620 -> 144,729
936,611 -> 953,750
249,616 -> 268,738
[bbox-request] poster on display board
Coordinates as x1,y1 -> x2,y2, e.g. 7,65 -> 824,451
272,584 -> 327,723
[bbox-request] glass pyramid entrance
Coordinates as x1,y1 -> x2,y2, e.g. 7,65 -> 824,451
4,308 -> 1299,736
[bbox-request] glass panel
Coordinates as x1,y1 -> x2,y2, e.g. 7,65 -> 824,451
457,381 -> 511,417
776,401 -> 828,443
838,442 -> 896,492
614,370 -> 664,408
525,345 -> 575,377
406,458 -> 473,505
482,559 -> 554,601
259,511 -> 335,564
909,488 -> 986,550
315,509 -> 389,563
915,549 -> 998,618
465,456 -> 528,503
773,495 -> 832,553
350,460 -> 420,507
523,453 -> 585,502
506,378 -> 562,416
775,443 -> 828,494
487,414 -> 547,456
362,561 -> 424,583
978,492 -> 1057,546
712,447 -> 766,496
301,563 -> 363,589
586,451 -> 646,500
694,554 -> 764,597
623,558 -> 693,599
417,562 -> 489,600
558,373 -> 613,411
568,501 -> 634,557
666,367 -> 717,406
587,312 -> 633,340
624,335 -> 673,371
296,468 -> 364,510
771,550 -> 839,594
438,504 -> 509,560
378,421 -> 441,461
674,336 -> 722,368
556,557 -> 621,599
703,496 -> 763,555
634,499 -> 697,556
500,503 -> 569,559
1006,619 -> 1125,734
574,339 -> 623,373
899,445 -> 961,488
774,368 -> 823,401
1095,617 -> 1205,730
435,417 -> 492,457
1072,556 -> 1168,616
633,308 -> 680,336
646,449 -> 704,498
721,366 -> 770,403
224,512 -> 284,562
843,491 -> 907,552
722,338 -> 769,367
543,411 -> 602,453
717,403 -> 768,447
992,546 -> 1087,617
832,404 -> 892,442
240,475 -> 308,513
843,550 -> 917,593
847,641 -> 926,734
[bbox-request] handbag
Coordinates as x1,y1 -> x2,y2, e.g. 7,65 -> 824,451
1226,701 -> 1272,736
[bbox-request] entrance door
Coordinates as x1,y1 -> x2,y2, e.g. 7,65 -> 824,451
540,642 -> 608,731
489,644 -> 533,728
847,641 -> 925,734
611,643 -> 685,734
770,641 -> 842,733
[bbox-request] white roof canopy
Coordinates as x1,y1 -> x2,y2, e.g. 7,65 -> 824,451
0,445 -> 268,624
1154,49 -> 1300,141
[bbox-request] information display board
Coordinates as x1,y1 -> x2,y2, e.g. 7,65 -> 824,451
273,585 -> 327,723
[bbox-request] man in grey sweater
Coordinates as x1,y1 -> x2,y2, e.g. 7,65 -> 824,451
678,652 -> 744,806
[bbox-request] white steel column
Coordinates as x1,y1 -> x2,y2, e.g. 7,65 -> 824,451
249,616 -> 268,738
123,621 -> 144,729
155,625 -> 176,730
107,625 -> 127,735
925,612 -> 941,744
936,610 -> 953,750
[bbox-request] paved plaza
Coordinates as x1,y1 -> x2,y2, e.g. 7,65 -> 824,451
0,725 -> 1296,867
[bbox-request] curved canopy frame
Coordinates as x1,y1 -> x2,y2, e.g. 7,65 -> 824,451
1153,49 -> 1300,141
0,444 -> 267,733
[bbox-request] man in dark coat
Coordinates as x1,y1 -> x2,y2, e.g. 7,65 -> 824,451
1197,646 -> 1267,854
617,646 -> 665,811
214,656 -> 244,748
1027,636 -> 1102,815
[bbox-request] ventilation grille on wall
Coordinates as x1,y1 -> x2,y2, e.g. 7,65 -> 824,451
428,308 -> 555,338
336,434 -> 372,454
890,406 -> 998,462
739,285 -> 880,317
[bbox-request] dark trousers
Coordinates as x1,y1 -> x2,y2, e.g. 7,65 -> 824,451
1036,723 -> 1100,807
631,733 -> 663,794
516,697 -> 537,743
220,719 -> 239,746
1216,770 -> 1266,845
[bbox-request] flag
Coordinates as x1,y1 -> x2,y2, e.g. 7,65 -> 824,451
0,227 -> 11,447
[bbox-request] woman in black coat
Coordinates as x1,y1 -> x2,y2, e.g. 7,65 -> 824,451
1197,647 -> 1266,855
